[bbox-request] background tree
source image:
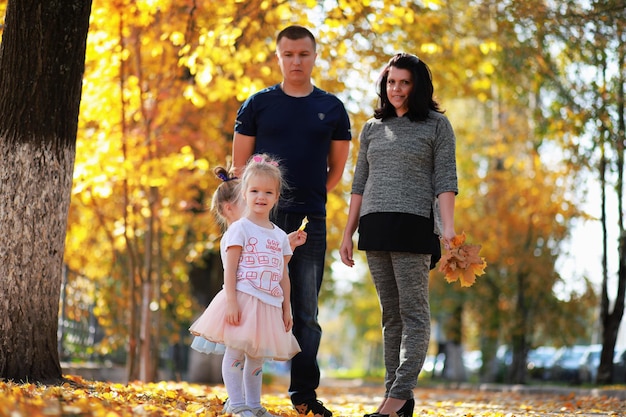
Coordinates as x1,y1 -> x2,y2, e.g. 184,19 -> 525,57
577,0 -> 626,385
527,0 -> 626,383
0,0 -> 92,382
73,0 -> 605,382
65,0 -> 318,382
1,0 -> 617,384
389,0 -> 599,383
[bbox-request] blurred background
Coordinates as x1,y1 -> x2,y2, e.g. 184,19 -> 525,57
1,0 -> 623,386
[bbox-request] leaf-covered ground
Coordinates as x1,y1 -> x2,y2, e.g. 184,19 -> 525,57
1,375 -> 625,417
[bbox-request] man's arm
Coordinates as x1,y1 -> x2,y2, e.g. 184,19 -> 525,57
326,140 -> 350,192
232,132 -> 256,177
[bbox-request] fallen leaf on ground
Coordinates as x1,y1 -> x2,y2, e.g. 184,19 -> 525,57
0,376 -> 625,417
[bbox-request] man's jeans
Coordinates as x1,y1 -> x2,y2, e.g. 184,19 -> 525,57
273,210 -> 326,403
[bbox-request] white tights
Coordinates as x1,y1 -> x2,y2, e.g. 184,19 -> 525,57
222,347 -> 265,409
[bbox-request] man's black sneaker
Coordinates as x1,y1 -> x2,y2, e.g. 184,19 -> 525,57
293,400 -> 333,417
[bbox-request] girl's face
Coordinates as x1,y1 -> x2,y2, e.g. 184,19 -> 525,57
223,196 -> 245,225
243,174 -> 279,218
386,66 -> 413,116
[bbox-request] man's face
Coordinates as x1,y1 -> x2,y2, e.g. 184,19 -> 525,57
276,37 -> 317,84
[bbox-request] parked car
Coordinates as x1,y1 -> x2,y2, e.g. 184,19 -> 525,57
578,344 -> 602,384
612,347 -> 626,384
550,345 -> 588,383
526,346 -> 557,380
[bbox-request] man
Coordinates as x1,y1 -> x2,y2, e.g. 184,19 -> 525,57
232,25 -> 351,417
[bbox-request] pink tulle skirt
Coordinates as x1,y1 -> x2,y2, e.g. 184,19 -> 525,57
189,290 -> 301,361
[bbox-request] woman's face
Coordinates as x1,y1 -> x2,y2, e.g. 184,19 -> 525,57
386,66 -> 413,116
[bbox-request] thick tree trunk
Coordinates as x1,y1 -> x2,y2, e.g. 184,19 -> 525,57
0,0 -> 92,383
0,144 -> 75,382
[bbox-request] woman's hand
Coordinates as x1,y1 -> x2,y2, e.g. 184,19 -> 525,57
339,237 -> 355,267
340,194 -> 362,267
441,228 -> 457,250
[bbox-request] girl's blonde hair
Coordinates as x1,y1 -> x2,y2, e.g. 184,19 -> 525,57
240,153 -> 284,214
210,166 -> 240,228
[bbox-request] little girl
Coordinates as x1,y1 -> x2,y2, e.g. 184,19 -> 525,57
190,165 -> 243,356
190,155 -> 301,417
191,165 -> 305,355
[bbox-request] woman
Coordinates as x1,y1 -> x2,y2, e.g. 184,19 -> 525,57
340,53 -> 458,417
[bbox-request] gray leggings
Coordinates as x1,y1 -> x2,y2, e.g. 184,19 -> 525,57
366,251 -> 431,400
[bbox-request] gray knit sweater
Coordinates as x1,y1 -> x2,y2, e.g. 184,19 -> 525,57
351,112 -> 458,219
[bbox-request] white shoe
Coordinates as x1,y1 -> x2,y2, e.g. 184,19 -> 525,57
224,405 -> 254,417
221,398 -> 231,414
222,399 -> 276,417
249,407 -> 278,417
222,400 -> 248,416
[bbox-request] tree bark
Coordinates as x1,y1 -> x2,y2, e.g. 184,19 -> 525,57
442,304 -> 466,382
510,271 -> 528,385
0,0 -> 92,383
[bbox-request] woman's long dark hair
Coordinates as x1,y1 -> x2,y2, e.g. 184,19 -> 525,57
374,53 -> 443,122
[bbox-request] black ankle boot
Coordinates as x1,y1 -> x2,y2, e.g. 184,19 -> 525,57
369,399 -> 414,417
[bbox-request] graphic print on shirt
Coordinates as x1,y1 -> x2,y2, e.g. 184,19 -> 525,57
237,236 -> 283,297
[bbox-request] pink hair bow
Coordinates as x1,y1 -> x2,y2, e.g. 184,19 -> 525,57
252,155 -> 279,166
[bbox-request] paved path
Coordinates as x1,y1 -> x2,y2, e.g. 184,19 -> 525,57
276,378 -> 626,416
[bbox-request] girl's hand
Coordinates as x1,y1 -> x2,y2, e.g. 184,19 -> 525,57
283,309 -> 293,332
288,230 -> 307,250
225,299 -> 241,326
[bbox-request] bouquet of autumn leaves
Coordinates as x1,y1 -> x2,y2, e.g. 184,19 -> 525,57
438,232 -> 487,287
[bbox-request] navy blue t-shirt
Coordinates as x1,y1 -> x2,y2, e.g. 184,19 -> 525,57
235,84 -> 352,215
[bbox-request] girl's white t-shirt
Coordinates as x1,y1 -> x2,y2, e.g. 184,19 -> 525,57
221,217 -> 293,307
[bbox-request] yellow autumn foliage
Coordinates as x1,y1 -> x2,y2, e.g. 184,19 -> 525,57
1,376 -> 625,416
